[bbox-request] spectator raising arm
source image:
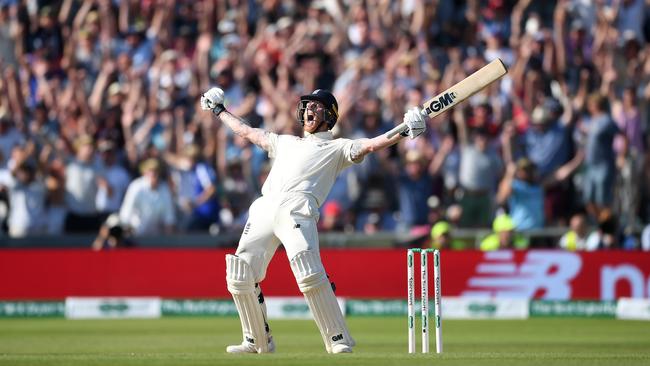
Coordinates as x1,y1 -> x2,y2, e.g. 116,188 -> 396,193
496,163 -> 516,206
543,150 -> 585,188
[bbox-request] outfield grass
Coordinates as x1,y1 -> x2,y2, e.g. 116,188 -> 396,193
1,317 -> 649,366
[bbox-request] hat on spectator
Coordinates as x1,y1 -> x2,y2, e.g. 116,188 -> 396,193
108,82 -> 122,97
139,158 -> 161,174
531,105 -> 550,125
398,52 -> 417,67
97,139 -> 115,153
311,0 -> 329,10
431,221 -> 451,238
405,150 -> 424,164
524,16 -> 540,36
126,22 -> 146,37
277,17 -> 293,31
427,195 -> 440,209
493,214 -> 515,233
160,50 -> 178,63
183,144 -> 201,160
74,135 -> 94,150
78,28 -> 91,39
218,19 -> 236,34
516,157 -> 536,173
86,10 -> 99,23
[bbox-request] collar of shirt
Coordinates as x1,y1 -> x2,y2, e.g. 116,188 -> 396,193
303,131 -> 334,140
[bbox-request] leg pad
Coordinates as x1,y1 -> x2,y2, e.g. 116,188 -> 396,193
226,254 -> 270,353
290,251 -> 354,353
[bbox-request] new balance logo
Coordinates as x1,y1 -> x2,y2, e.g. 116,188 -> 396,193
245,336 -> 255,344
331,334 -> 343,342
462,251 -> 581,299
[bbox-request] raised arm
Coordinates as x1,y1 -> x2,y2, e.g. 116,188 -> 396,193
200,87 -> 272,152
496,163 -> 516,205
350,107 -> 427,162
218,111 -> 273,152
349,132 -> 404,162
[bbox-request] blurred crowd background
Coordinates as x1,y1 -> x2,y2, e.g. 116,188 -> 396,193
2,0 -> 650,251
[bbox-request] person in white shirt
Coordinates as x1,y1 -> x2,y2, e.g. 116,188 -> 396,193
200,87 -> 426,354
64,135 -> 104,232
95,140 -> 130,215
558,213 -> 589,251
119,158 -> 175,236
0,163 -> 46,237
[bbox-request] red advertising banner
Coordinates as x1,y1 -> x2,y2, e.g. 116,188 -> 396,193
1,249 -> 649,300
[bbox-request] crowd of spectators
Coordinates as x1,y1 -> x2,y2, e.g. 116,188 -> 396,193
1,0 -> 650,250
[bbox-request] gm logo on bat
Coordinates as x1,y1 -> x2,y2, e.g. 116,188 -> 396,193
425,92 -> 458,114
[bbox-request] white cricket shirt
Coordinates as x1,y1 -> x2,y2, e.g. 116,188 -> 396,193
119,176 -> 176,235
261,131 -> 362,207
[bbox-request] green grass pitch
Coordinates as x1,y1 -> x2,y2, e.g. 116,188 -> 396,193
1,317 -> 649,366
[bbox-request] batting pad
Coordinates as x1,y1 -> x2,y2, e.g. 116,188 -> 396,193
290,250 -> 354,353
226,254 -> 269,353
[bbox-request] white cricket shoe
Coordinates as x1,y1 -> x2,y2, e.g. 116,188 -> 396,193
331,344 -> 353,354
226,337 -> 275,354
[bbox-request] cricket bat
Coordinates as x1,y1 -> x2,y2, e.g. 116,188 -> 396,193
386,58 -> 508,138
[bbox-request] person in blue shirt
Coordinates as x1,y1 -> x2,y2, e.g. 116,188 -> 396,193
582,93 -> 623,220
523,98 -> 575,224
498,152 -> 585,231
524,98 -> 572,178
497,158 -> 544,230
170,144 -> 220,231
397,150 -> 434,231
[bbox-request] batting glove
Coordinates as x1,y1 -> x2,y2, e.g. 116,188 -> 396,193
403,107 -> 426,139
200,87 -> 226,115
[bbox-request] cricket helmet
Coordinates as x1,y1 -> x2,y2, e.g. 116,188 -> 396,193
296,89 -> 339,130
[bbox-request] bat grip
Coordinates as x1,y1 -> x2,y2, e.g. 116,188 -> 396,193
385,122 -> 408,139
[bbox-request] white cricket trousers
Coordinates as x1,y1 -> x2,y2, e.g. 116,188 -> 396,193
235,192 -> 321,281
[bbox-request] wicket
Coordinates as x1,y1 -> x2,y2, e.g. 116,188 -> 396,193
407,248 -> 442,354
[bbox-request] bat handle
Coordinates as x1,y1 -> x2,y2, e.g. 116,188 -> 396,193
385,122 -> 408,139
385,109 -> 429,138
